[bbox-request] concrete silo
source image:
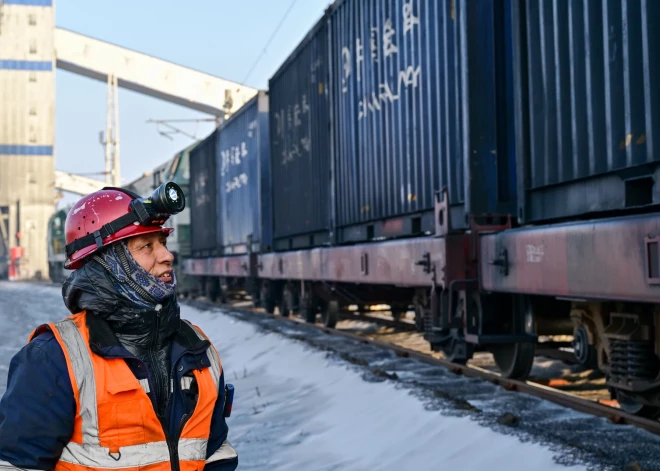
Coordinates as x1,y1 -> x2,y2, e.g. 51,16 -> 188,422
0,0 -> 56,280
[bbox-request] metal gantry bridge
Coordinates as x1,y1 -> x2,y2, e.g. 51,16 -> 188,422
0,0 -> 258,279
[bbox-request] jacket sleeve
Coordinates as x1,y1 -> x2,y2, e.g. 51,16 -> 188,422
204,370 -> 238,471
0,331 -> 75,470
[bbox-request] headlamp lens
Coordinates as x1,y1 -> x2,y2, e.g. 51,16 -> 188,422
150,182 -> 185,214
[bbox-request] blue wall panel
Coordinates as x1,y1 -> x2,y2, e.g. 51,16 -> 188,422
3,0 -> 52,5
0,145 -> 53,155
0,60 -> 52,71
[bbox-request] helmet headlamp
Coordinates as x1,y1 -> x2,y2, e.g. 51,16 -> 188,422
64,182 -> 186,260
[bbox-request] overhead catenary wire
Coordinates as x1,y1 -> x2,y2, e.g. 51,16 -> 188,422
241,0 -> 300,86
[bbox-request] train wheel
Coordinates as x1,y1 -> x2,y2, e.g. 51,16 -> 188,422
279,286 -> 293,317
572,324 -> 598,369
260,282 -> 276,314
323,300 -> 339,328
616,390 -> 660,418
300,291 -> 316,323
414,303 -> 426,332
490,295 -> 536,379
442,335 -> 474,365
491,343 -> 535,379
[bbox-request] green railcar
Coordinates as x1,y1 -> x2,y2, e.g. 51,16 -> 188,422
47,207 -> 71,283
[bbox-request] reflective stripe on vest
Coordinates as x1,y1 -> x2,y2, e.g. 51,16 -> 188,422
45,314 -> 229,469
185,323 -> 238,463
207,440 -> 238,463
0,460 -> 22,470
185,320 -> 222,389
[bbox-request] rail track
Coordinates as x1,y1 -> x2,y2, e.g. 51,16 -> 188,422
186,296 -> 660,437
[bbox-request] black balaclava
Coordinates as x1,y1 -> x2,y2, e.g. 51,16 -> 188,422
62,240 -> 180,418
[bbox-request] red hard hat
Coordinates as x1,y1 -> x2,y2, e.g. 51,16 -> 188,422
64,188 -> 173,270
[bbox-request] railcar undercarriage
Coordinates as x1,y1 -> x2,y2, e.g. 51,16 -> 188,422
480,210 -> 660,417
184,193 -> 660,416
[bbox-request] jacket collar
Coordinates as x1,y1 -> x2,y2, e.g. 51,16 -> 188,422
85,311 -> 209,359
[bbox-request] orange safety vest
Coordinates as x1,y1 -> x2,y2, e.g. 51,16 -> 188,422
29,311 -> 237,471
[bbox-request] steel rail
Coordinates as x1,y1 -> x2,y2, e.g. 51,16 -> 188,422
199,300 -> 660,436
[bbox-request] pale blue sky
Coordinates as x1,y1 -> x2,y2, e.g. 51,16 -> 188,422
55,0 -> 329,205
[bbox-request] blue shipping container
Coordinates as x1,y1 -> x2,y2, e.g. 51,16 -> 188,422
329,0 -> 517,240
217,91 -> 272,254
189,130 -> 221,256
514,0 -> 660,222
268,15 -> 332,250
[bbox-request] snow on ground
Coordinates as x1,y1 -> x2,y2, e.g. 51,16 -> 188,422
184,304 -> 587,471
0,282 -> 616,470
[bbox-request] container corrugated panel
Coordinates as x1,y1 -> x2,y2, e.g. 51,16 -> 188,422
515,0 -> 660,222
189,130 -> 221,256
217,91 -> 272,254
329,0 -> 517,241
268,16 -> 331,249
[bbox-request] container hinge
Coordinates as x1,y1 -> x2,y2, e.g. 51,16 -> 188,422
278,258 -> 284,275
416,252 -> 432,274
489,249 -> 509,276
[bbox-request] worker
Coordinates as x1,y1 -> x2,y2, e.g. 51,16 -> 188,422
0,183 -> 238,470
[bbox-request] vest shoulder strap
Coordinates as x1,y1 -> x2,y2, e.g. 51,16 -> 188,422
181,320 -> 223,390
27,312 -> 84,344
28,323 -> 52,343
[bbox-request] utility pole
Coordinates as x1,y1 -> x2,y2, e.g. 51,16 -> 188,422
101,73 -> 120,186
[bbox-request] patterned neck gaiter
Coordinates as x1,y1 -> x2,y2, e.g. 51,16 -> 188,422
93,240 -> 177,309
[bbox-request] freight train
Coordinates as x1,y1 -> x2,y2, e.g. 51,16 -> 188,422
49,0 -> 660,417
179,0 -> 660,416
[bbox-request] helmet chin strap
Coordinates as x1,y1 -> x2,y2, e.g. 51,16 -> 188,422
65,210 -> 140,259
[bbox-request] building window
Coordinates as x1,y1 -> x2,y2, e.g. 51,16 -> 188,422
28,14 -> 37,26
29,106 -> 36,116
28,72 -> 37,83
29,40 -> 37,54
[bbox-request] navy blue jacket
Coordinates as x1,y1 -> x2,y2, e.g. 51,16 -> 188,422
0,314 -> 237,470
0,260 -> 237,470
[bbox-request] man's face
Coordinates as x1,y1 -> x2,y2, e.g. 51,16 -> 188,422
126,232 -> 174,283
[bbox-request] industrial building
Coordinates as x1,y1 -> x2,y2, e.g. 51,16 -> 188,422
0,0 -> 55,280
0,0 -> 257,280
